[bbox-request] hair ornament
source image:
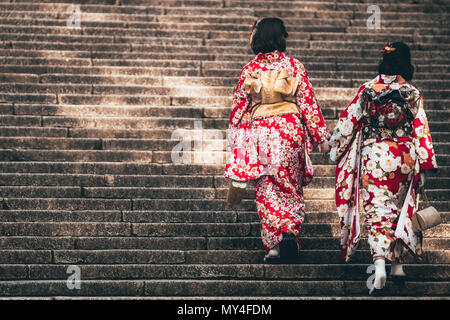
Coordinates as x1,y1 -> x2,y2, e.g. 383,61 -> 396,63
251,19 -> 260,33
382,42 -> 396,55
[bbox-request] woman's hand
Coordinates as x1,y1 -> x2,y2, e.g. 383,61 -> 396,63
317,140 -> 330,153
418,172 -> 426,188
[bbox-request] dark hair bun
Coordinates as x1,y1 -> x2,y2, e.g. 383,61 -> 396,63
378,42 -> 414,81
251,18 -> 288,54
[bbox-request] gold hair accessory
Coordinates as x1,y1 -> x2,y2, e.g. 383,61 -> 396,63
382,42 -> 396,54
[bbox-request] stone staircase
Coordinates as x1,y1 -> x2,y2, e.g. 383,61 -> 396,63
0,0 -> 448,299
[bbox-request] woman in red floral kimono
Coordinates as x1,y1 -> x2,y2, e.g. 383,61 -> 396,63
224,18 -> 329,262
329,42 -> 438,294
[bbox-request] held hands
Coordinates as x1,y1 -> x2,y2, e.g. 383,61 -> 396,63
317,140 -> 330,153
317,131 -> 332,154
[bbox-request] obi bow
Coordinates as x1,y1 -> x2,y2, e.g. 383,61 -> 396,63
244,69 -> 300,103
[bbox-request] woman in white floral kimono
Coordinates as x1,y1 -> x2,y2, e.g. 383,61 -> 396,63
329,42 -> 438,294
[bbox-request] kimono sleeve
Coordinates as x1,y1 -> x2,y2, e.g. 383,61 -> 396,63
329,85 -> 365,162
295,67 -> 329,145
227,66 -> 251,150
228,67 -> 251,128
413,96 -> 438,171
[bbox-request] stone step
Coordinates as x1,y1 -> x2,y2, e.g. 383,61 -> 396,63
6,104 -> 449,122
3,96 -> 448,116
0,174 -> 216,187
347,26 -> 450,36
0,279 -> 449,297
10,29 -> 442,47
0,208 -> 448,224
0,160 -> 444,177
2,148 -> 449,167
4,49 -> 449,66
5,0 -> 445,8
0,170 -> 333,186
0,3 -> 150,14
309,41 -> 450,52
1,125 -> 450,142
4,39 -> 450,57
0,115 -> 42,127
0,198 -> 135,211
2,58 -> 449,82
309,33 -> 450,43
235,0 -> 449,12
0,186 -> 217,200
0,22 -> 352,34
0,159 -> 263,174
0,220 -> 448,238
0,161 -> 166,175
0,83 -> 234,96
159,149 -> 448,166
0,184 -> 312,201
0,126 -> 175,139
0,115 -> 228,129
11,104 -> 210,118
0,263 -> 447,281
2,115 -> 450,137
3,2 -> 448,19
1,48 -> 448,65
0,33 -> 208,47
0,234 -> 447,251
8,0 -> 225,8
161,12 -> 448,23
0,15 -> 350,27
256,6 -> 450,16
1,92 -> 449,109
1,72 -> 448,93
0,137 -> 231,151
0,248 -> 447,265
0,4 -> 253,16
0,137 -> 105,150
204,38 -> 450,52
205,237 -> 450,252
215,187 -> 450,201
0,65 -> 202,77
3,64 -> 447,81
3,31 -> 448,52
12,136 -> 437,154
23,116 -> 447,133
0,126 -> 69,137
1,16 -> 446,34
0,171 -> 448,191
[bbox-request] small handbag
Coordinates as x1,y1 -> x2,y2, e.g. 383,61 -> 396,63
412,187 -> 441,232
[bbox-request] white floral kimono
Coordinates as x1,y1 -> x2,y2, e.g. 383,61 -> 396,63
329,74 -> 438,262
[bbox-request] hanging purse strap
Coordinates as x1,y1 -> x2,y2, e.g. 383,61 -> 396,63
420,186 -> 431,208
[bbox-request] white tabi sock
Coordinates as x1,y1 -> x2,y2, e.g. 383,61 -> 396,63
373,258 -> 387,290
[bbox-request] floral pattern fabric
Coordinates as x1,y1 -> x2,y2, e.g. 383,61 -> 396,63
362,140 -> 416,260
329,74 -> 437,262
224,50 -> 329,253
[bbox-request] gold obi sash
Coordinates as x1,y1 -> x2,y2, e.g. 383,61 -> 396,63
243,68 -> 300,119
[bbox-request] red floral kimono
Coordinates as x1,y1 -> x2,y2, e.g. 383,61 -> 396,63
329,74 -> 438,262
224,50 -> 329,253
